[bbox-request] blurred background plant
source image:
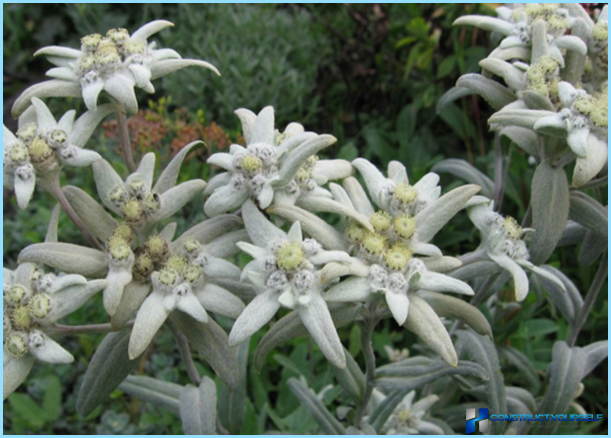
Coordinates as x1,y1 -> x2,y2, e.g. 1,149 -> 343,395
3,3 -> 607,434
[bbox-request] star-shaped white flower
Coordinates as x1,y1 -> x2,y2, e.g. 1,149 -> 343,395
3,98 -> 112,209
12,20 -> 219,116
382,391 -> 443,435
228,199 -> 351,368
3,262 -> 106,400
466,196 -> 566,301
455,4 -> 585,66
534,82 -> 608,187
92,148 -> 207,234
204,106 -> 337,216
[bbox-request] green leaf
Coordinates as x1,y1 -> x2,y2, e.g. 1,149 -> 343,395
375,357 -> 489,392
77,329 -> 141,417
569,191 -> 608,239
9,394 -> 48,430
499,347 -> 541,395
539,341 -> 587,434
219,340 -> 249,434
42,375 -> 62,422
456,330 -> 507,434
286,378 -> 346,435
529,161 -> 570,264
179,377 -> 217,435
437,55 -> 456,79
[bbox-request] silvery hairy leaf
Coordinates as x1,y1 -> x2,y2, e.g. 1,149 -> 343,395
286,377 -> 346,435
403,295 -> 457,366
568,191 -> 608,239
538,341 -> 588,434
119,377 -> 180,415
169,312 -> 239,391
536,265 -> 583,325
450,260 -> 501,281
522,90 -> 555,112
456,330 -> 507,434
455,74 -> 517,110
331,347 -> 365,403
578,229 -> 607,266
253,303 -> 362,372
63,185 -> 118,241
529,161 -> 570,264
77,330 -> 141,416
418,291 -> 492,338
498,347 -> 541,395
219,340 -> 249,434
367,388 -> 410,433
506,386 -> 537,416
558,220 -> 587,247
499,126 -> 539,157
415,184 -> 480,243
375,356 -> 489,392
180,377 -> 217,435
431,159 -> 494,198
436,86 -> 474,114
267,204 -> 347,250
19,242 -> 107,277
582,340 -> 609,377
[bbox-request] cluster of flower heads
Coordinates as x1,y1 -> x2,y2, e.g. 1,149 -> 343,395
12,20 -> 219,117
3,11 -> 605,433
447,3 -> 608,188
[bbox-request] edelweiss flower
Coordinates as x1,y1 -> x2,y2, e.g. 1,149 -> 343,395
381,391 -> 443,435
128,237 -> 245,359
326,255 -> 473,327
466,196 -> 566,301
3,262 -> 106,400
455,4 -> 586,66
204,106 -> 337,216
534,82 -> 608,186
228,199 -> 351,368
12,20 -> 219,116
3,98 -> 113,209
92,147 -> 207,235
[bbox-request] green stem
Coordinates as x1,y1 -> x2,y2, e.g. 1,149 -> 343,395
168,321 -> 201,385
117,105 -> 136,173
48,180 -> 103,250
566,252 -> 608,347
354,311 -> 377,429
49,322 -> 127,335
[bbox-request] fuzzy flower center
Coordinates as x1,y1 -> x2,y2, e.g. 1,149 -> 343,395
503,216 -> 524,239
11,305 -> 32,331
394,184 -> 418,204
276,242 -> 305,271
5,333 -> 28,357
347,221 -> 368,242
370,211 -> 392,233
29,293 -> 51,319
5,284 -> 27,305
385,245 -> 412,271
394,215 -> 417,239
362,232 -> 387,255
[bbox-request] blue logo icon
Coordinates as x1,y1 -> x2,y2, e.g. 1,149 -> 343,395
466,408 -> 489,434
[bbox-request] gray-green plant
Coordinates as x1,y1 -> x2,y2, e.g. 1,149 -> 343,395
3,6 -> 608,434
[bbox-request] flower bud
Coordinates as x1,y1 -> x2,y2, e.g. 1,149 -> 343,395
30,293 -> 52,320
108,235 -> 132,261
370,211 -> 392,233
17,123 -> 38,143
121,198 -> 144,223
146,235 -> 169,261
165,255 -> 188,275
394,215 -> 417,240
81,33 -> 102,52
134,252 -> 155,282
385,245 -> 412,271
183,239 -> 202,255
362,232 -> 387,255
183,265 -> 203,284
7,143 -> 29,165
5,284 -> 27,305
393,183 -> 418,204
143,193 -> 160,213
11,305 -> 32,332
347,221 -> 367,243
28,136 -> 54,164
15,164 -> 35,181
240,155 -> 263,174
113,223 -> 134,244
109,187 -> 127,205
48,129 -> 68,149
157,269 -> 178,287
276,242 -> 305,271
5,333 -> 28,357
28,329 -> 45,349
503,216 -> 524,239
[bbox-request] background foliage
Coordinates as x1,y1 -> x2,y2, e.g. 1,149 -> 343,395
3,3 -> 607,434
